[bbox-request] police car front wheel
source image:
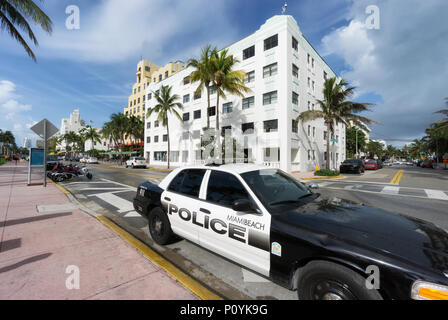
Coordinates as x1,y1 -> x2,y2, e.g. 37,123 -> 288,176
297,261 -> 382,300
148,208 -> 174,245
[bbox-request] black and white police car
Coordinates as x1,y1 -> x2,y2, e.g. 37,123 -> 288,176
133,163 -> 448,300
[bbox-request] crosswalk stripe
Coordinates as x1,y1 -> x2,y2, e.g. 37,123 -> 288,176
381,186 -> 400,195
425,189 -> 448,200
91,192 -> 134,213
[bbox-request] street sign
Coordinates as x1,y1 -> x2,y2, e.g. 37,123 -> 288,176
30,119 -> 58,139
330,139 -> 337,143
29,119 -> 59,187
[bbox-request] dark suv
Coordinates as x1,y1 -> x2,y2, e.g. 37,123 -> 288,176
339,159 -> 365,174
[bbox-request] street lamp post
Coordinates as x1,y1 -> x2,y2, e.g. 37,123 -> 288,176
355,128 -> 358,159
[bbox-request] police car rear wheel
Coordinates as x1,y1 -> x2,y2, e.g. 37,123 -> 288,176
297,261 -> 382,300
148,208 -> 173,245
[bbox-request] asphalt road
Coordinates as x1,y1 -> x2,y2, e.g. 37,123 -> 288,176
59,162 -> 448,300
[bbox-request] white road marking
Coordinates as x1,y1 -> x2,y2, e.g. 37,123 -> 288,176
123,211 -> 142,217
37,203 -> 78,213
90,192 -> 134,213
317,182 -> 332,187
344,185 -> 354,190
381,186 -> 400,195
79,187 -> 133,191
425,189 -> 448,201
241,268 -> 269,283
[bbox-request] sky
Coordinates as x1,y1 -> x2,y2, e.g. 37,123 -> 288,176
0,0 -> 447,148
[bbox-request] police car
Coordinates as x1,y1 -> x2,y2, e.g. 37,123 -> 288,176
133,163 -> 448,300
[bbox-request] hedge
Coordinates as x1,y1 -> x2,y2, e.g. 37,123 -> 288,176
314,169 -> 340,176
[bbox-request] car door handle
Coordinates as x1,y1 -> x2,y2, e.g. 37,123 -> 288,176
164,197 -> 171,202
200,208 -> 210,214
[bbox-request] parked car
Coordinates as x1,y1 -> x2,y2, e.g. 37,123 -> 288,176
126,157 -> 146,168
339,159 -> 364,174
421,160 -> 434,168
79,157 -> 87,164
364,160 -> 378,170
86,157 -> 98,164
133,163 -> 448,300
383,160 -> 393,166
376,160 -> 383,169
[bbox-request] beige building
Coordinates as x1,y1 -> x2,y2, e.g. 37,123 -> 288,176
124,60 -> 185,120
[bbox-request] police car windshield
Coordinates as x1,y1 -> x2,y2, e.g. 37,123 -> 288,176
241,169 -> 312,212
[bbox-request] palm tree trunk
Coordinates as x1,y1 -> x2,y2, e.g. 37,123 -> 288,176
326,122 -> 331,170
206,86 -> 210,129
215,93 -> 221,161
166,116 -> 170,169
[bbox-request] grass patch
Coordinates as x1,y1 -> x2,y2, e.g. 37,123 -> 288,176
315,169 -> 340,176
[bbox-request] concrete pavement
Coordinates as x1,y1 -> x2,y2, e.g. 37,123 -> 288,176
0,162 -> 199,300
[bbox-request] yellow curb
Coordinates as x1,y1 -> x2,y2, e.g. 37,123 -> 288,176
302,175 -> 344,180
93,166 -> 162,179
96,215 -> 223,301
147,167 -> 173,172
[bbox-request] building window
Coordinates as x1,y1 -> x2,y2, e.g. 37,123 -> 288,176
145,66 -> 150,72
153,77 -> 156,83
138,87 -> 141,92
159,74 -> 162,82
292,120 -> 298,133
183,112 -> 190,121
312,80 -> 315,92
129,102 -> 132,107
134,100 -> 136,105
125,111 -> 129,115
308,125 -> 311,136
147,122 -> 151,129
264,119 -> 278,133
292,36 -> 298,51
194,110 -> 201,119
154,151 -> 167,161
182,131 -> 189,140
143,95 -> 145,101
243,45 -> 255,60
194,91 -> 201,100
148,93 -> 152,100
208,106 -> 216,117
209,86 -> 216,95
221,126 -> 231,136
263,91 -> 277,105
138,98 -> 140,104
324,152 -> 327,161
292,92 -> 299,105
307,53 -> 311,65
134,89 -> 136,94
155,121 -> 159,128
183,94 -> 190,103
313,150 -> 316,160
245,70 -> 255,83
263,63 -> 278,78
163,134 -> 168,142
308,101 -> 311,110
242,96 -> 254,110
137,106 -> 140,113
192,130 -> 200,139
264,34 -> 278,51
146,137 -> 151,143
242,122 -> 254,134
183,76 -> 190,85
313,127 -> 316,137
312,58 -> 315,69
324,131 -> 327,140
324,71 -> 328,80
292,64 -> 299,78
165,71 -> 168,79
221,102 -> 232,114
154,136 -> 159,143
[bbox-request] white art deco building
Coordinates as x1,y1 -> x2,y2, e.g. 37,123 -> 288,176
144,15 -> 346,172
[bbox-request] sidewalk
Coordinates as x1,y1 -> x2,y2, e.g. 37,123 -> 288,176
0,163 -> 198,300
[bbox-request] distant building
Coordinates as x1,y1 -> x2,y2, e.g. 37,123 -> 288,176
348,120 -> 371,158
58,109 -> 86,151
22,137 -> 31,149
84,128 -> 110,152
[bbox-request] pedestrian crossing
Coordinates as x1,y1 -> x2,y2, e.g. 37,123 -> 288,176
317,181 -> 448,201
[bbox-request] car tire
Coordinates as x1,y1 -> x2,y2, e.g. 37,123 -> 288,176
148,207 -> 174,245
132,164 -> 134,169
297,260 -> 383,300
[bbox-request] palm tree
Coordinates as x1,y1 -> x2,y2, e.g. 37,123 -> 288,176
210,49 -> 250,160
62,131 -> 78,157
187,45 -> 217,129
81,125 -> 101,153
433,97 -> 448,133
147,85 -> 183,169
0,0 -> 53,62
298,77 -> 377,170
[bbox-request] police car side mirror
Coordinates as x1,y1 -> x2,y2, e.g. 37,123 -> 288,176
232,199 -> 256,213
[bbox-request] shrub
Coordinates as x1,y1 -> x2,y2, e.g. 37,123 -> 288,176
0,157 -> 6,166
314,169 -> 340,176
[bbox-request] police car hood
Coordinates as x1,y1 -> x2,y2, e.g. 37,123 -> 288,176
276,196 -> 448,274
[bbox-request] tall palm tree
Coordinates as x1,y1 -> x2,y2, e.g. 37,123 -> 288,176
210,49 -> 250,160
0,0 -> 53,62
81,125 -> 101,153
298,77 -> 377,170
62,131 -> 78,157
433,97 -> 448,133
147,85 -> 183,169
187,45 -> 217,129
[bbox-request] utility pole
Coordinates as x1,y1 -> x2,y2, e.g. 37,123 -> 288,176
355,128 -> 358,159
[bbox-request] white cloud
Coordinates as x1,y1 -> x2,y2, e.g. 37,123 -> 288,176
39,0 -> 238,63
320,0 -> 448,144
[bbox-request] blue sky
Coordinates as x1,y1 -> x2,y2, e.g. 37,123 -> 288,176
1,0 -> 447,148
